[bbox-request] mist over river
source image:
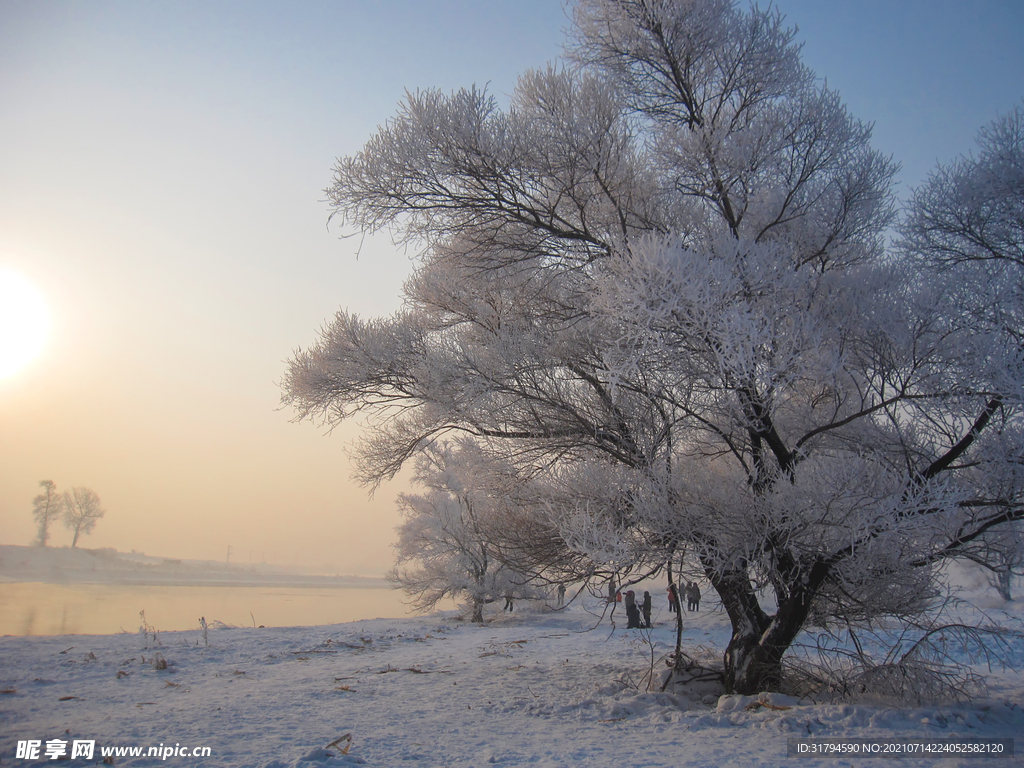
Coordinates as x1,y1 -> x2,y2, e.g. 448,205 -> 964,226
0,546 -> 448,636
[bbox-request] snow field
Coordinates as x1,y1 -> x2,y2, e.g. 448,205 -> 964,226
1,597 -> 1022,767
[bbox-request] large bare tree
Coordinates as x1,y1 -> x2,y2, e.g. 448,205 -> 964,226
285,1 -> 1022,694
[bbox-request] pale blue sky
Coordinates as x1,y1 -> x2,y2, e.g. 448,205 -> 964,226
1,1 -> 1021,574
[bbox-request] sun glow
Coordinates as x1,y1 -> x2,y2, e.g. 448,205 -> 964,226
0,267 -> 51,380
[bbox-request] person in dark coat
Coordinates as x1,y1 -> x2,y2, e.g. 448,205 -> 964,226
624,590 -> 642,629
686,582 -> 701,611
667,582 -> 680,613
641,590 -> 652,628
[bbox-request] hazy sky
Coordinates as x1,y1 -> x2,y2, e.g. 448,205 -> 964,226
2,1 -> 1022,576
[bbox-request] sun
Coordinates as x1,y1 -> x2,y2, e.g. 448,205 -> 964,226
0,267 -> 51,380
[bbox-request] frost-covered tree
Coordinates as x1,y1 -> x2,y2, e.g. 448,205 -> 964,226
896,107 -> 1024,602
285,0 -> 1022,694
62,487 -> 105,548
31,479 -> 60,547
390,440 -> 542,622
589,226 -> 1023,691
901,105 -> 1023,271
954,523 -> 1024,601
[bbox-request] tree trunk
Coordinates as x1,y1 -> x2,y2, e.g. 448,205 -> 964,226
709,563 -> 771,694
666,558 -> 685,675
993,570 -> 1013,601
727,642 -> 784,695
470,596 -> 484,623
710,559 -> 828,695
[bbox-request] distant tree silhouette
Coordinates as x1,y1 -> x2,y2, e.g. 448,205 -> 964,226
31,479 -> 60,547
62,487 -> 105,547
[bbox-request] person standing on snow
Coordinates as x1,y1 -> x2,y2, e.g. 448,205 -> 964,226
624,590 -> 642,629
641,591 -> 652,628
686,582 -> 701,612
667,582 -> 680,613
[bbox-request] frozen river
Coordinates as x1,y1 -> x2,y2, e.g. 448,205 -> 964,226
0,582 -> 433,636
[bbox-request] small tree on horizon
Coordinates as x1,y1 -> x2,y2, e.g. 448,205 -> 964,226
62,487 -> 105,548
31,480 -> 60,547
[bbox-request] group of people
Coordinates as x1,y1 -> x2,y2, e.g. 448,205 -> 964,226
666,581 -> 701,613
622,589 -> 652,629
504,579 -> 699,620
620,579 -> 701,629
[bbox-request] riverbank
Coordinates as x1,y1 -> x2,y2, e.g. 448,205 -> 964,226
0,545 -> 388,589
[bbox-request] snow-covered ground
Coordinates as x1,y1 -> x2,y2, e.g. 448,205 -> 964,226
1,584 -> 1022,767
